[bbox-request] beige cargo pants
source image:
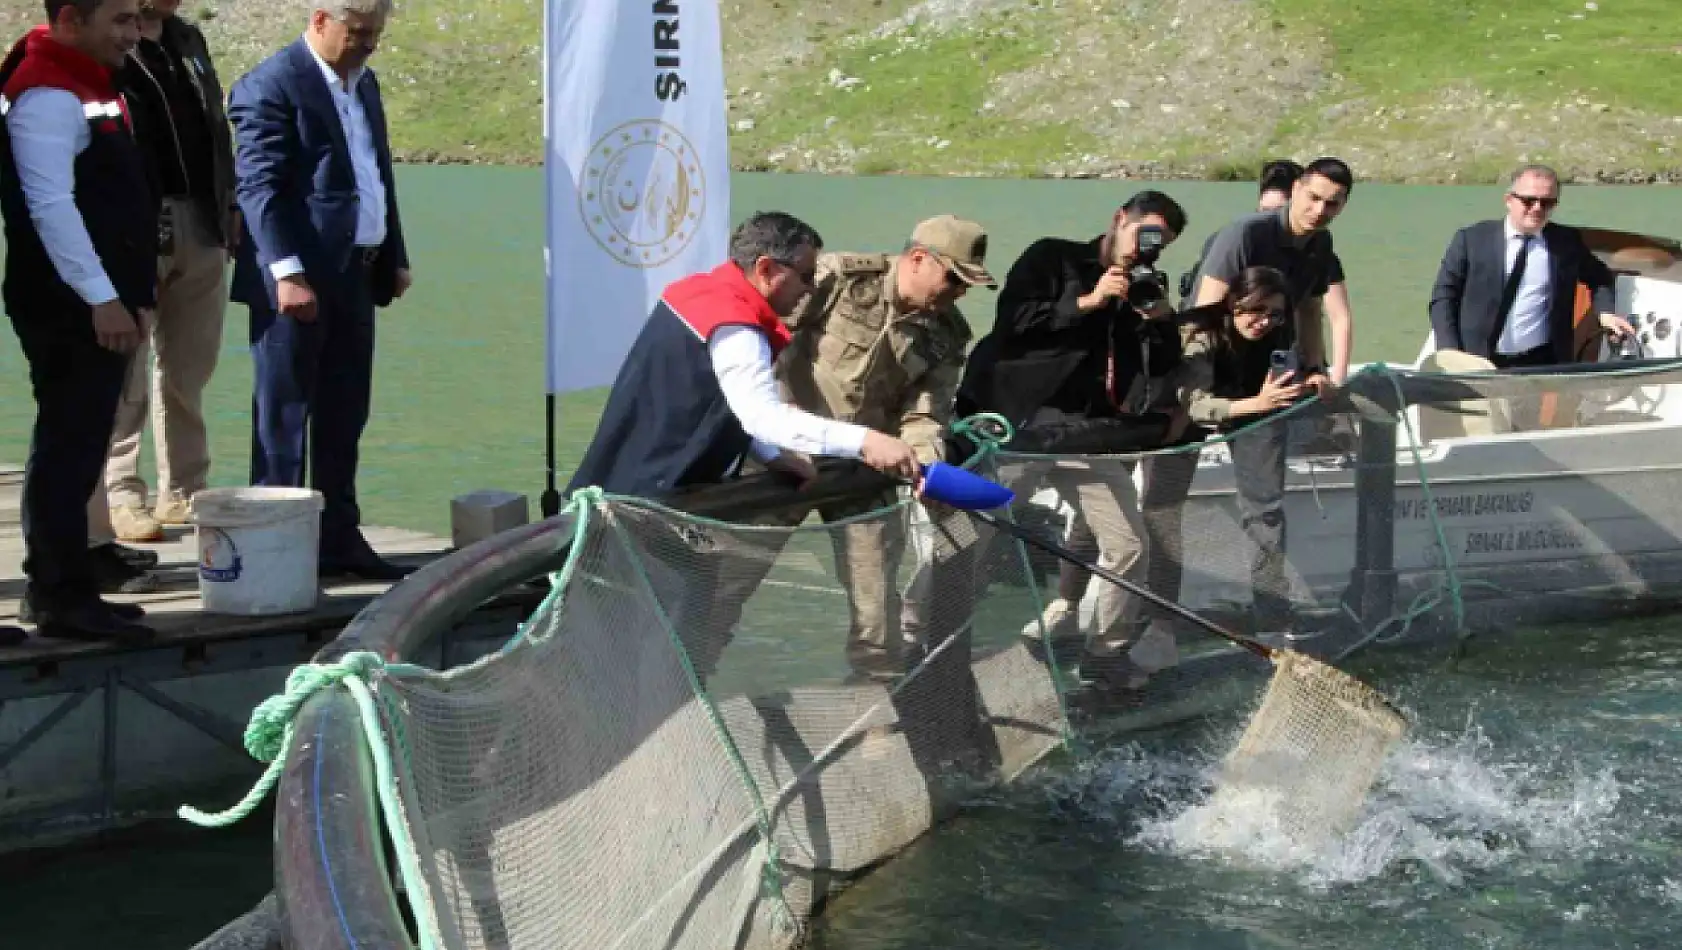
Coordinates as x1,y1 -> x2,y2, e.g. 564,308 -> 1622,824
994,456 -> 1148,656
103,196 -> 229,511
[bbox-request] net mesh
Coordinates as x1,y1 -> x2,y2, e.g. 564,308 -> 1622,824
1208,649 -> 1408,845
368,491 -> 1072,950
193,355 -> 1682,950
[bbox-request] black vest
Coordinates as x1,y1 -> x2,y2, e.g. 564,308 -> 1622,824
0,60 -> 158,321
566,300 -> 758,500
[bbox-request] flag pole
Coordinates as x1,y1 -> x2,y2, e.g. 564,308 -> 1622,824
539,0 -> 561,518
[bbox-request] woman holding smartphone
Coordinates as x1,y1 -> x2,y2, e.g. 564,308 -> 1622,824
1169,265 -> 1329,651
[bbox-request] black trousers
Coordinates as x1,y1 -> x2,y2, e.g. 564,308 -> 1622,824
247,259 -> 376,558
1230,423 -> 1292,631
1491,344 -> 1555,369
9,305 -> 128,608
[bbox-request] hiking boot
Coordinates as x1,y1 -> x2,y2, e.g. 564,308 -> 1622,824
1020,598 -> 1086,666
153,493 -> 193,526
110,501 -> 163,543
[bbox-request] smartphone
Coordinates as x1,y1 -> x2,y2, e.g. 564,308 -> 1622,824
1269,349 -> 1299,378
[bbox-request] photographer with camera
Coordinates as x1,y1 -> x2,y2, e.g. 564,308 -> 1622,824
954,190 -> 1188,690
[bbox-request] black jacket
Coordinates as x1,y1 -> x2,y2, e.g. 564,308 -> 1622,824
956,235 -> 1181,438
1428,219 -> 1617,363
116,15 -> 234,246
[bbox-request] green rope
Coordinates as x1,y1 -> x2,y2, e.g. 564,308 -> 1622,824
950,411 -> 1015,469
174,486 -> 617,949
1331,363 -> 1507,661
505,485 -> 604,651
177,650 -> 391,828
1325,363 -> 1473,659
177,487 -> 607,825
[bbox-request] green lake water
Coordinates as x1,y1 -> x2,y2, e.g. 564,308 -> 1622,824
4,168 -> 1680,536
2,169 -> 1681,946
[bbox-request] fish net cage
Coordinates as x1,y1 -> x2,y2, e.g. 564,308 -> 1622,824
193,358 -> 1682,950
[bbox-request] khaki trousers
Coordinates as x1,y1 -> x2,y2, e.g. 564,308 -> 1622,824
999,457 -> 1148,656
104,197 -> 228,508
728,487 -> 908,651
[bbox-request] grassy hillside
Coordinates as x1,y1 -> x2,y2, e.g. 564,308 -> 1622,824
3,0 -> 1677,182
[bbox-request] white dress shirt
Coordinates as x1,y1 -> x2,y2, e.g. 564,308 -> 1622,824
1496,220 -> 1553,355
708,324 -> 868,464
3,87 -> 118,305
269,38 -> 387,282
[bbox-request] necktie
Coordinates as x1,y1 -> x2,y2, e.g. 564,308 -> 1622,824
1498,234 -> 1532,320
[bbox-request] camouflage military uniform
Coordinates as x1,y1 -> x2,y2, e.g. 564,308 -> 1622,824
769,251 -> 971,662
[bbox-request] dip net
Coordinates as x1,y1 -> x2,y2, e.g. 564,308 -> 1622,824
1207,649 -> 1408,844
185,351 -> 1682,950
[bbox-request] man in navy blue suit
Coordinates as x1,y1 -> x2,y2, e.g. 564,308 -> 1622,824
227,0 -> 411,580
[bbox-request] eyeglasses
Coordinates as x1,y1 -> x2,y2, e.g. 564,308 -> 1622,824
769,257 -> 816,286
1508,193 -> 1559,211
1235,305 -> 1288,324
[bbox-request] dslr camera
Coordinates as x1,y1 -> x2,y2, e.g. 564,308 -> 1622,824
1126,225 -> 1171,310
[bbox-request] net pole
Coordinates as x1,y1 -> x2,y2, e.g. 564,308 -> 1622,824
960,505 -> 1274,661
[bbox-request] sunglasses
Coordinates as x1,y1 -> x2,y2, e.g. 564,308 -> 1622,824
1509,193 -> 1559,211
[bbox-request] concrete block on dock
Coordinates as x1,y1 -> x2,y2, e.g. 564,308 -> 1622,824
450,490 -> 529,548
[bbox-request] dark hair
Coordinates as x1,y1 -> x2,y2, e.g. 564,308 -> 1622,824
1181,266 -> 1294,398
45,0 -> 107,19
1120,189 -> 1188,237
728,211 -> 822,273
1182,266 -> 1293,338
1302,156 -> 1355,195
1258,159 -> 1303,197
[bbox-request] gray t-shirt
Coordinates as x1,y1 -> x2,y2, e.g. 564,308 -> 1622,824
1178,224 -> 1345,308
1196,206 -> 1342,314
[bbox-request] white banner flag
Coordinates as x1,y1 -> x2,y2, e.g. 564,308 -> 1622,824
543,0 -> 732,393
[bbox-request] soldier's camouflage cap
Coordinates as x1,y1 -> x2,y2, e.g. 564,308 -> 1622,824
910,215 -> 998,288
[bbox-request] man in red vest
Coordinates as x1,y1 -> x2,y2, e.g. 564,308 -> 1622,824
0,0 -> 157,642
569,211 -> 923,499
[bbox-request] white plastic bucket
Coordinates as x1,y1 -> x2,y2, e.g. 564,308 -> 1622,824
193,486 -> 325,616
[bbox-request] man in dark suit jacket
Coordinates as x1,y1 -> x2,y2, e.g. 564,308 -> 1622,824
1428,164 -> 1633,368
227,0 -> 411,580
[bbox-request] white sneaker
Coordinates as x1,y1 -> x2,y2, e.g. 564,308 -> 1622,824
1127,622 -> 1180,673
1022,597 -> 1079,641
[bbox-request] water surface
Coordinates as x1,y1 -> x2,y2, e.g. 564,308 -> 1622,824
810,617 -> 1682,949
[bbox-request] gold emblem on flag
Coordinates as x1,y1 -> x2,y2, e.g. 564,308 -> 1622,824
579,119 -> 707,269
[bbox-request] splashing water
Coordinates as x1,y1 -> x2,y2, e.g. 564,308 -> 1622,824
811,618 -> 1682,950
1123,720 -> 1622,889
